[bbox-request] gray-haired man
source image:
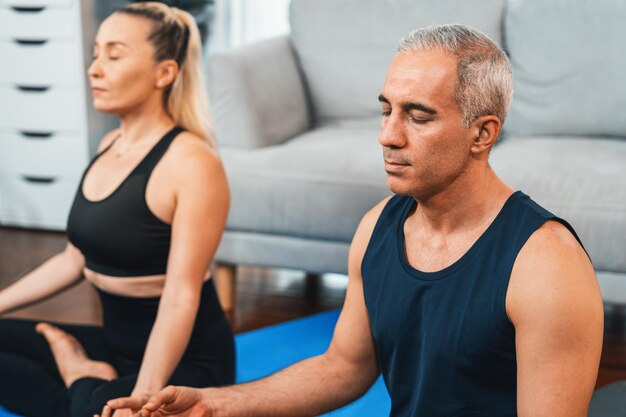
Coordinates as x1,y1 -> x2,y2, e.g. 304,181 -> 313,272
106,23 -> 602,417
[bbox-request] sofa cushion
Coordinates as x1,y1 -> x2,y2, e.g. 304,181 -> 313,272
490,136 -> 626,272
220,126 -> 390,243
209,36 -> 310,149
290,0 -> 506,124
504,0 -> 626,137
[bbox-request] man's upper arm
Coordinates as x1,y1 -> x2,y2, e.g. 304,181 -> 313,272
324,197 -> 392,391
507,220 -> 604,417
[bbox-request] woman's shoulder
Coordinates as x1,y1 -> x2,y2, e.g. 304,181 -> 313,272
164,130 -> 225,187
169,130 -> 221,168
96,128 -> 122,153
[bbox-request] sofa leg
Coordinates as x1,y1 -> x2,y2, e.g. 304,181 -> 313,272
304,272 -> 321,299
215,263 -> 237,312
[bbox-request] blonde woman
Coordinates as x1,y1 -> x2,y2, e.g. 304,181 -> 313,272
0,3 -> 234,417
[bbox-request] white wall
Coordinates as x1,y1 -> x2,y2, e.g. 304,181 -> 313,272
210,0 -> 291,52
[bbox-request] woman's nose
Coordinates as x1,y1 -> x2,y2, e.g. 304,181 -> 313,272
87,58 -> 102,79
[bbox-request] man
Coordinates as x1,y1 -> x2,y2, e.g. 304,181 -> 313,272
106,24 -> 603,417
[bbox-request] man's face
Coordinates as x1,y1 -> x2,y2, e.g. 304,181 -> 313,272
378,50 -> 473,198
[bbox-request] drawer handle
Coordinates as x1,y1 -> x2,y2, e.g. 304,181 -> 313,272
20,130 -> 55,139
22,176 -> 57,184
11,6 -> 47,13
16,84 -> 50,92
14,39 -> 49,46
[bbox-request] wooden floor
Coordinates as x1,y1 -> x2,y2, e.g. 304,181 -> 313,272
1,226 -> 625,391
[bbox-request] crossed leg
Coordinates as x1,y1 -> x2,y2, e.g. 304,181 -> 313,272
0,318 -> 117,417
35,323 -> 117,387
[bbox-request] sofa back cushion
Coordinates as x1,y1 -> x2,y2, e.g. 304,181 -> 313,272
504,0 -> 626,137
290,0 -> 506,124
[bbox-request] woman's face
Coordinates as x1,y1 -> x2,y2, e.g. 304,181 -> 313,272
88,13 -> 168,115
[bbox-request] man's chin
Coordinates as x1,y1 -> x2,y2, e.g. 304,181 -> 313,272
386,176 -> 414,196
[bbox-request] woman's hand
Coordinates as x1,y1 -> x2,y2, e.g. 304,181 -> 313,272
105,386 -> 211,417
100,390 -> 153,417
99,406 -> 134,417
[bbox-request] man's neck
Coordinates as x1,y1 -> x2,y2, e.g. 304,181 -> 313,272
408,164 -> 512,238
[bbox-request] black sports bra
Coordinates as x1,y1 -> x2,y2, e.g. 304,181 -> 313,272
66,126 -> 184,277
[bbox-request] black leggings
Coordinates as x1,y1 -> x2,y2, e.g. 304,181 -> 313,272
0,319 -> 214,417
0,282 -> 235,417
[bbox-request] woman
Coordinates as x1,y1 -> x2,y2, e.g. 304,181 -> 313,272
0,3 -> 234,417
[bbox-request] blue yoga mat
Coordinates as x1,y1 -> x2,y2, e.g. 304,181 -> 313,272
1,310 -> 390,417
0,406 -> 18,417
235,310 -> 390,417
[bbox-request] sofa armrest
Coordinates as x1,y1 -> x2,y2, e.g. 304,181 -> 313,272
208,35 -> 310,149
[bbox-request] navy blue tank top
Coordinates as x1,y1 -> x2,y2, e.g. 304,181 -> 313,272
362,191 -> 583,417
67,126 -> 183,276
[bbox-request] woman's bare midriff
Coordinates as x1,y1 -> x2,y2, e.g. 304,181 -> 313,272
83,268 -> 212,298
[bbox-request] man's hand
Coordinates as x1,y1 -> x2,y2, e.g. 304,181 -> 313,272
106,386 -> 211,417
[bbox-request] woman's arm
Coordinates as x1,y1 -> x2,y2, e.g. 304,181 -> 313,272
132,139 -> 229,398
0,243 -> 85,316
0,129 -> 123,317
105,200 -> 389,417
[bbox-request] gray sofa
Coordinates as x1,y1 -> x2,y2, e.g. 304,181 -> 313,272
208,0 -> 626,307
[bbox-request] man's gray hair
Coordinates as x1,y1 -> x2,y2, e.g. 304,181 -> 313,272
398,24 -> 513,127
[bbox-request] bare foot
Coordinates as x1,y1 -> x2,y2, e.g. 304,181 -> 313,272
36,322 -> 118,387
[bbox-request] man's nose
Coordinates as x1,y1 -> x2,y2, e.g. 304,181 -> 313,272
379,113 -> 407,149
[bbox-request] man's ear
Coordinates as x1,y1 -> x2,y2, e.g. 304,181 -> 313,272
470,115 -> 502,154
155,59 -> 179,89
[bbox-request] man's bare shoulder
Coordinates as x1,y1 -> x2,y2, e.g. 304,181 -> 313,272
507,224 -> 603,416
349,196 -> 394,274
507,219 -> 600,324
528,220 -> 585,253
355,196 -> 394,242
514,219 -> 591,279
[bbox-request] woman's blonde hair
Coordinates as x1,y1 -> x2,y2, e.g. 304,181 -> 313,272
116,2 -> 215,147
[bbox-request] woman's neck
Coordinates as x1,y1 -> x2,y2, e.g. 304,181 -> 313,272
117,98 -> 176,144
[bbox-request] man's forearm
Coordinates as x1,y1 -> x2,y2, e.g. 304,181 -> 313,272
206,352 -> 378,417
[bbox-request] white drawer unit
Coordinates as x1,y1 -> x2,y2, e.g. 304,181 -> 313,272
0,130 -> 88,176
0,174 -> 79,229
0,0 -> 116,230
0,40 -> 82,86
0,5 -> 76,40
0,86 -> 83,131
0,1 -> 73,7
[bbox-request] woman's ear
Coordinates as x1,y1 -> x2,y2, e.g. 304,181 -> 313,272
156,59 -> 179,88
